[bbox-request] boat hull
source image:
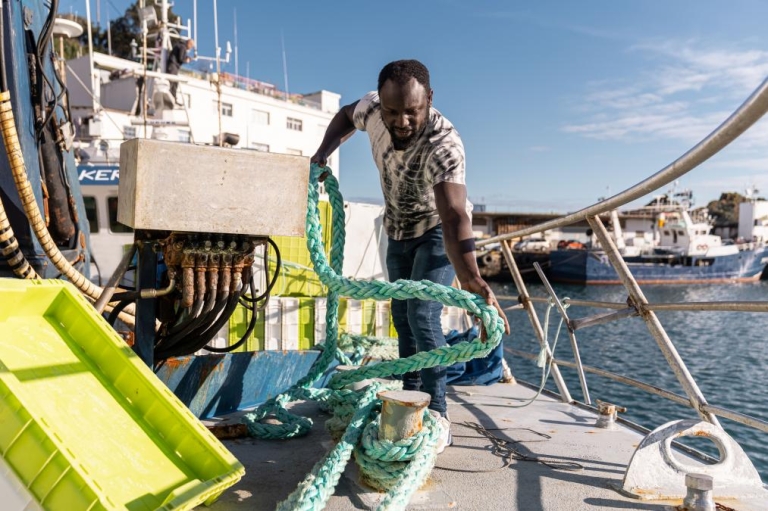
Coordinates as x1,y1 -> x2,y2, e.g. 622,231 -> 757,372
549,247 -> 768,285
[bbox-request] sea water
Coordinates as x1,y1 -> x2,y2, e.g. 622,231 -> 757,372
496,280 -> 768,479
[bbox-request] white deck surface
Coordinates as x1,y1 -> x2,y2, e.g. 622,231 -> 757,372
202,382 -> 765,510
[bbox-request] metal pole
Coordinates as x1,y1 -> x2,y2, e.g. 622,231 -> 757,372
645,301 -> 768,312
532,263 -> 591,404
504,296 -> 768,313
94,244 -> 137,313
499,240 -> 572,403
134,236 -> 157,367
508,349 -> 692,407
587,215 -> 719,425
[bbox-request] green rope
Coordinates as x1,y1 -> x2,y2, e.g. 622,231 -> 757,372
243,164 -> 506,510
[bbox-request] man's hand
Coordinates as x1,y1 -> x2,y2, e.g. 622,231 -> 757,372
460,276 -> 511,341
310,151 -> 330,182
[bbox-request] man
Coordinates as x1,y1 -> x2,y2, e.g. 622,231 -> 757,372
311,59 -> 510,452
166,38 -> 194,103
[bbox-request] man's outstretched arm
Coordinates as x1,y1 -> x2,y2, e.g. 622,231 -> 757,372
434,181 -> 511,336
311,101 -> 359,170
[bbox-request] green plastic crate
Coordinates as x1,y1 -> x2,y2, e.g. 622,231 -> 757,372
228,304 -> 265,352
270,200 -> 332,297
0,279 -> 244,510
298,298 -> 315,350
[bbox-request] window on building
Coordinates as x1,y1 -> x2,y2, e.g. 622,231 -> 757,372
286,117 -> 303,131
285,148 -> 302,156
251,142 -> 269,152
83,196 -> 98,233
251,109 -> 270,125
213,101 -> 234,117
178,130 -> 190,143
123,126 -> 137,139
107,197 -> 134,234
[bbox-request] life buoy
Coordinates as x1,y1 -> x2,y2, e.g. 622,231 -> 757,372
696,244 -> 708,252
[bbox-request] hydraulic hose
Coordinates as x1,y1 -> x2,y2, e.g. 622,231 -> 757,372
0,203 -> 37,278
0,90 -> 135,325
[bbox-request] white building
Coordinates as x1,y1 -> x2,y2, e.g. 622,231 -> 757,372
739,200 -> 768,243
66,52 -> 341,176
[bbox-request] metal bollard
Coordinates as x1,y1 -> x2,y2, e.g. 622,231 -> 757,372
377,390 -> 431,442
681,473 -> 715,511
335,365 -> 372,391
595,400 -> 626,429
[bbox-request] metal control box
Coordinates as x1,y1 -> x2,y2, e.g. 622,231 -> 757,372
117,138 -> 308,236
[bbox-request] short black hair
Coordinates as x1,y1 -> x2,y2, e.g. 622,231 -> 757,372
377,60 -> 431,93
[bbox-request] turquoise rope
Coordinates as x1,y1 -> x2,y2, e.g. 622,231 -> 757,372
243,164 -> 506,510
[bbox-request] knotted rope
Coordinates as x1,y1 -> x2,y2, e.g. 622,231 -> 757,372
242,164 -> 505,510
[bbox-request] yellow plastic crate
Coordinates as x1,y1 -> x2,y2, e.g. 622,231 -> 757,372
0,279 -> 244,510
270,200 -> 332,297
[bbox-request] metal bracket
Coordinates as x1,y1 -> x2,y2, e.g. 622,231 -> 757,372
621,419 -> 768,500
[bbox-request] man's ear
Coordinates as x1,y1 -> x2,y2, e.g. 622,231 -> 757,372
428,89 -> 434,108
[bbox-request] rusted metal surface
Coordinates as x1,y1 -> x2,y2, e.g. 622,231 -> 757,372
700,404 -> 768,434
208,422 -> 249,440
156,350 -> 326,419
377,390 -> 431,442
622,420 -> 767,501
588,215 -> 719,426
596,400 -> 626,429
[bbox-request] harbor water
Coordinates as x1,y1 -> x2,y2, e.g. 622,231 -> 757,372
496,280 -> 768,480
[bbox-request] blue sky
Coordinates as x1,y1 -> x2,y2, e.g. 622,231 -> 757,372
65,1 -> 768,212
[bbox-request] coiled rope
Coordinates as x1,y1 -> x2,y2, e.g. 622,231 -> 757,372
242,164 -> 505,510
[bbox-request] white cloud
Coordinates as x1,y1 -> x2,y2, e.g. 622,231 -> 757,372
529,145 -> 551,152
562,41 -> 768,150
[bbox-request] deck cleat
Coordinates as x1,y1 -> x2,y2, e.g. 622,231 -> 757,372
595,399 -> 627,429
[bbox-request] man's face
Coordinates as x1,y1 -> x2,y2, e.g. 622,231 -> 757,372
379,77 -> 432,151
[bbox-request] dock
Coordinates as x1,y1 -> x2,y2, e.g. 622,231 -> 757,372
202,381 -> 765,510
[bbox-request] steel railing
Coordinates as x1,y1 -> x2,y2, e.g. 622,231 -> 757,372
484,73 -> 768,440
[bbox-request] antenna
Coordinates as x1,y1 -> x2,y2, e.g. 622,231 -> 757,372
193,0 -> 198,57
281,29 -> 289,97
213,0 -> 220,67
234,8 -> 238,76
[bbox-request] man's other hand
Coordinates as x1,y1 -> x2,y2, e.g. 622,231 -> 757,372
460,276 -> 511,341
310,151 -> 330,182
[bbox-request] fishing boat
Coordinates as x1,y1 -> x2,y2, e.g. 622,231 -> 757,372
547,192 -> 768,285
1,1 -> 768,510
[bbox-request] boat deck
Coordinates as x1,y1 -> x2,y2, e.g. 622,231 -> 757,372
202,382 -> 762,510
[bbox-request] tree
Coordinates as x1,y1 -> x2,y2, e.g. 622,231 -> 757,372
706,192 -> 744,226
58,2 -> 182,61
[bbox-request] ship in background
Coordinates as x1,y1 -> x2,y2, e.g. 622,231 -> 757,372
548,189 -> 768,284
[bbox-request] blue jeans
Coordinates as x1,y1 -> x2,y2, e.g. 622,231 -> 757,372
386,225 -> 455,415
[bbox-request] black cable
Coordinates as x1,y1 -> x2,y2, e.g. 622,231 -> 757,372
239,238 -> 280,303
205,241 -> 278,353
0,0 -> 7,92
106,299 -> 133,327
36,0 -> 58,59
155,292 -> 239,360
434,422 -> 584,473
205,278 -> 261,353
